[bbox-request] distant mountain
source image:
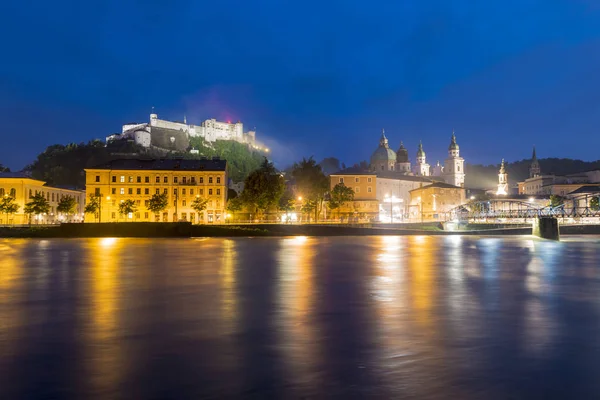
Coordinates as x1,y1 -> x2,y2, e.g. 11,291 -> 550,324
466,158 -> 600,189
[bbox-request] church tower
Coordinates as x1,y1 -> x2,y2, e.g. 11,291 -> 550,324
529,146 -> 541,178
395,141 -> 411,173
497,159 -> 508,195
412,141 -> 430,176
443,131 -> 465,187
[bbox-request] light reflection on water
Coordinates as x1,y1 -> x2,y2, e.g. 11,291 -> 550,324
0,236 -> 599,399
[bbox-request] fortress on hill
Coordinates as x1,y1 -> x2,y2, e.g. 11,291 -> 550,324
106,113 -> 259,152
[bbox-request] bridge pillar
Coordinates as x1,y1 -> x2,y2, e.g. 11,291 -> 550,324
532,216 -> 560,240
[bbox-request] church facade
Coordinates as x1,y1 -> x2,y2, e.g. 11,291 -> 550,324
369,130 -> 465,188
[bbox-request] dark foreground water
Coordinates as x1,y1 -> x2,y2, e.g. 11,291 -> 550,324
1,236 -> 600,399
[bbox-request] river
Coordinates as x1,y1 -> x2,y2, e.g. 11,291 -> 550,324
1,236 -> 600,399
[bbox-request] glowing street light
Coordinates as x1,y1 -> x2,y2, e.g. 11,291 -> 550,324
297,196 -> 303,201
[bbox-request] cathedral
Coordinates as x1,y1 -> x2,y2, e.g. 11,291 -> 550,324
369,130 -> 465,187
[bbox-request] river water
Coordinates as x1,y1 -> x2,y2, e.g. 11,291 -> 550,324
1,236 -> 600,399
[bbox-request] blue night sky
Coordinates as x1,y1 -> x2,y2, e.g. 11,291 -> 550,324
1,0 -> 600,170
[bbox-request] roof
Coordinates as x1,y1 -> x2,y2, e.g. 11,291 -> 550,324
396,142 -> 409,163
86,158 -> 227,171
0,171 -> 32,179
410,181 -> 463,192
567,185 -> 600,195
330,167 -> 376,176
370,146 -> 397,162
376,171 -> 433,182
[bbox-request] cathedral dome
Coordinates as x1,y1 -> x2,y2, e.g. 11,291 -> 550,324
448,132 -> 459,151
396,142 -> 409,163
370,130 -> 397,163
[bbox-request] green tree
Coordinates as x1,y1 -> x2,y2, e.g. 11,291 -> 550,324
57,195 -> 77,221
0,164 -> 10,172
318,157 -> 341,175
278,190 -> 296,221
328,183 -> 355,220
84,194 -> 101,222
590,196 -> 599,211
0,196 -> 19,224
226,197 -> 244,221
550,195 -> 564,208
24,192 -> 50,224
191,196 -> 209,222
147,192 -> 168,221
118,199 -> 137,221
291,157 -> 329,221
240,158 -> 285,219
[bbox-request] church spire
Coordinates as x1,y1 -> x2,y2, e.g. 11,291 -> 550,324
529,145 -> 540,178
379,129 -> 389,148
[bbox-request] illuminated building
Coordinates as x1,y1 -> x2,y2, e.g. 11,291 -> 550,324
409,182 -> 466,220
0,172 -> 85,224
329,169 -> 379,220
84,158 -> 227,223
497,159 -> 508,195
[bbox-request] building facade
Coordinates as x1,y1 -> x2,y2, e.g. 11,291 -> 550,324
84,158 -> 227,223
409,182 -> 466,220
329,169 -> 379,220
376,171 -> 433,220
0,172 -> 85,225
497,159 -> 508,195
443,132 -> 465,187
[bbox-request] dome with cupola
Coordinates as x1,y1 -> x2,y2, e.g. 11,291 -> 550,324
370,130 -> 397,163
396,141 -> 409,163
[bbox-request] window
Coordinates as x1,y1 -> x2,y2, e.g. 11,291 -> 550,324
174,177 -> 178,183
181,213 -> 187,221
339,177 -> 344,183
368,187 -> 372,193
182,188 -> 186,195
200,189 -> 204,195
182,200 -> 187,206
112,188 -> 116,195
29,189 -> 32,198
216,189 -> 221,195
136,200 -> 141,206
190,189 -> 194,196
182,177 -> 187,184
163,189 -> 168,194
95,175 -> 100,182
355,177 -> 359,183
368,177 -> 372,183
145,188 -> 149,195
136,188 -> 141,195
52,193 -> 54,201
191,177 -> 196,184
156,176 -> 160,183
9,188 -> 15,197
209,189 -> 213,195
173,200 -> 177,207
156,188 -> 160,194
145,176 -> 150,183
174,189 -> 178,195
355,187 -> 360,193
209,177 -> 213,184
111,212 -> 116,219
217,177 -> 220,184
128,188 -> 133,195
112,176 -> 117,183
200,177 -> 204,184
128,176 -> 133,183
190,213 -> 195,222
144,212 -> 149,219
95,188 -> 101,196
164,176 -> 168,183
136,176 -> 141,183
120,176 -> 125,183
144,200 -> 149,207
120,188 -> 125,195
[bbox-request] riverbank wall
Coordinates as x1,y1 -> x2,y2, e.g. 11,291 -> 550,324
1,222 -> 599,238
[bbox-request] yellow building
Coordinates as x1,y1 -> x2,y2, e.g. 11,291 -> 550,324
0,172 -> 85,225
329,169 -> 379,220
409,182 -> 466,221
84,158 -> 227,223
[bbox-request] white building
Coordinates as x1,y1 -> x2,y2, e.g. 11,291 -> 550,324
443,132 -> 465,187
376,171 -> 433,219
413,142 -> 431,176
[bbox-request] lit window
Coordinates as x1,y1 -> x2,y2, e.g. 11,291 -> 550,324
120,176 -> 125,183
128,176 -> 133,183
120,188 -> 124,195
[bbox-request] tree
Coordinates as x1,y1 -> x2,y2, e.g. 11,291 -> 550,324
291,157 -> 329,221
278,190 -> 296,221
590,196 -> 599,211
226,197 -> 243,221
318,157 -> 341,175
328,183 -> 355,220
56,195 -> 77,221
24,192 -> 50,224
118,199 -> 137,221
84,194 -> 101,222
0,196 -> 19,224
550,195 -> 564,208
147,192 -> 168,221
191,196 -> 208,222
240,158 -> 285,219
0,164 -> 9,173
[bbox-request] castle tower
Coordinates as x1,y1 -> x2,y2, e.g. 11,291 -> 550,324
529,146 -> 541,178
395,141 -> 411,173
443,131 -> 465,187
370,129 -> 397,172
412,141 -> 430,176
497,159 -> 508,195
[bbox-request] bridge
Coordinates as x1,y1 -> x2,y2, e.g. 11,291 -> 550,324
444,195 -> 600,223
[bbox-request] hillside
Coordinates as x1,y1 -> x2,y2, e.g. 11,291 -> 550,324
466,158 -> 600,189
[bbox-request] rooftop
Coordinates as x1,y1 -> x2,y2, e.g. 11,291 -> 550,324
410,182 -> 463,191
0,171 -> 37,179
567,185 -> 600,195
87,158 -> 227,171
376,171 -> 433,182
330,167 -> 376,176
